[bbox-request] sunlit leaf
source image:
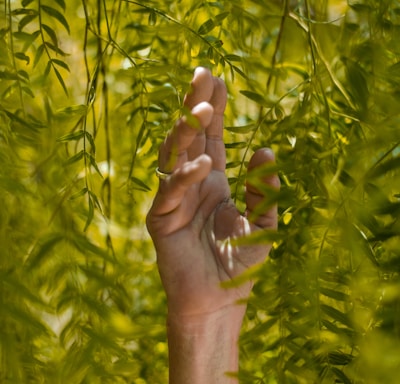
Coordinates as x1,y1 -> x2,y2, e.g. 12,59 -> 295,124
198,18 -> 215,35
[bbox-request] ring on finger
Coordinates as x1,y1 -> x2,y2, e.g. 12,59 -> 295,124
155,167 -> 172,180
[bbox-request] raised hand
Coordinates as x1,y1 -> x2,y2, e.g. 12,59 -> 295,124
146,67 -> 279,318
146,67 -> 279,383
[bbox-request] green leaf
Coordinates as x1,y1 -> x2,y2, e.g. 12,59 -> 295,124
148,10 -> 157,26
54,0 -> 66,11
71,234 -> 112,262
42,23 -> 58,47
224,54 -> 242,62
27,233 -> 64,270
320,287 -> 349,302
69,187 -> 89,200
320,304 -> 352,328
18,14 -> 38,31
18,70 -> 29,81
240,90 -> 272,107
22,86 -> 34,98
84,195 -> 95,231
53,65 -> 69,96
214,12 -> 230,24
11,8 -> 37,16
328,351 -> 354,366
33,43 -> 45,67
367,156 -> 400,180
331,367 -> 352,384
0,70 -> 19,80
22,0 -> 35,6
3,303 -> 50,334
84,131 -> 96,151
198,18 -> 216,35
130,176 -> 152,192
52,58 -> 70,72
56,105 -> 87,118
41,5 -> 70,34
45,41 -> 68,56
14,52 -> 30,65
86,152 -> 103,178
57,130 -> 85,142
225,124 -> 256,134
225,141 -> 248,149
65,149 -> 85,165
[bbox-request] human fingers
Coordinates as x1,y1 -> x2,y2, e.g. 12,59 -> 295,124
205,77 -> 227,171
183,67 -> 214,109
158,102 -> 214,173
245,148 -> 280,229
148,154 -> 212,221
184,67 -> 215,160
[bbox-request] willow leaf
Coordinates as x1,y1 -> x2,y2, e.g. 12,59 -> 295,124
54,0 -> 66,11
86,152 -> 103,178
240,90 -> 272,107
33,43 -> 45,67
65,149 -> 84,165
53,65 -> 68,95
22,0 -> 35,6
198,18 -> 215,35
41,5 -> 70,34
27,234 -> 64,270
18,14 -> 38,31
14,52 -> 30,64
320,287 -> 349,302
328,351 -> 354,366
52,58 -> 70,72
331,367 -> 352,384
321,304 -> 352,328
130,176 -> 152,192
42,23 -> 58,47
57,130 -> 85,142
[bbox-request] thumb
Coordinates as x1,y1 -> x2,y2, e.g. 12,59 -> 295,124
150,154 -> 212,217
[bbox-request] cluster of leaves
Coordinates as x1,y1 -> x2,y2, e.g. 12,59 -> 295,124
1,0 -> 400,383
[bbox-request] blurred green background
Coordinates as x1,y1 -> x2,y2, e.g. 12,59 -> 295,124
1,0 -> 400,382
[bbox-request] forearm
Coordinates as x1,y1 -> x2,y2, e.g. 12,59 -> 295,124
167,306 -> 245,384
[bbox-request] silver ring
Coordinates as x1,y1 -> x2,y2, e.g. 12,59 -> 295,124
155,167 -> 172,180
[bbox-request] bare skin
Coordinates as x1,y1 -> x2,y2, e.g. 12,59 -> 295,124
146,67 -> 279,383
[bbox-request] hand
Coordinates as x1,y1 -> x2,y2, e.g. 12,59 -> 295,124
146,67 -> 279,319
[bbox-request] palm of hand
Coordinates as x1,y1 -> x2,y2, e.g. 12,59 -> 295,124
149,169 -> 273,317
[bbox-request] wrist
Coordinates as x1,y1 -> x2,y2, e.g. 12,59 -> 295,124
167,305 -> 246,384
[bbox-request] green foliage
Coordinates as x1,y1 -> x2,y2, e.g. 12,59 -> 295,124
1,0 -> 400,383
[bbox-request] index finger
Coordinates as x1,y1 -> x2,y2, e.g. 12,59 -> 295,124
158,102 -> 214,173
205,77 -> 227,171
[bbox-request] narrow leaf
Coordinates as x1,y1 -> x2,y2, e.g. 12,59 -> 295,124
33,44 -> 45,67
321,304 -> 352,328
52,58 -> 70,72
130,176 -> 152,192
14,52 -> 30,65
69,187 -> 88,200
65,149 -> 85,165
198,18 -> 215,35
42,23 -> 58,47
41,5 -> 70,34
54,0 -> 66,11
53,66 -> 68,96
57,130 -> 85,142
